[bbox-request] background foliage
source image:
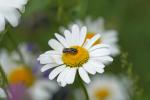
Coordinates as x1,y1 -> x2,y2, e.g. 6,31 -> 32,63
0,0 -> 150,99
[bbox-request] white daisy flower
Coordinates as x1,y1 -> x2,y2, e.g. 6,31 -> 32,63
38,24 -> 113,87
60,17 -> 120,56
11,43 -> 38,68
0,44 -> 59,100
0,0 -> 28,32
87,75 -> 131,100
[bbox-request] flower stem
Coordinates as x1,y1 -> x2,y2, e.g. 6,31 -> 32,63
0,65 -> 9,99
78,73 -> 89,100
0,66 -> 8,86
57,0 -> 63,23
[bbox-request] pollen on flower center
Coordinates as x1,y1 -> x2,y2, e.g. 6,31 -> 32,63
62,46 -> 89,68
94,88 -> 110,99
86,32 -> 101,45
8,66 -> 35,87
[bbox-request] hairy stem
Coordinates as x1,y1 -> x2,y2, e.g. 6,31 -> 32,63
78,73 -> 89,100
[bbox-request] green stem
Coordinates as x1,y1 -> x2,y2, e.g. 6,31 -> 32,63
7,32 -> 25,63
0,66 -> 8,86
0,65 -> 9,99
78,73 -> 89,100
57,0 -> 63,22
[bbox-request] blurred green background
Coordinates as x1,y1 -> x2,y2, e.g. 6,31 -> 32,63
1,0 -> 150,99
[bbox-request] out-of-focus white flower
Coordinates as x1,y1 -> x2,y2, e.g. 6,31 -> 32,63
0,0 -> 28,32
0,88 -> 6,98
0,43 -> 59,100
11,43 -> 38,68
29,79 -> 58,100
60,17 -> 120,56
38,24 -> 113,87
87,74 -> 131,100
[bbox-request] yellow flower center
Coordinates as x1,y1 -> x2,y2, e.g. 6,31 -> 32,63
8,66 -> 35,87
62,46 -> 89,68
86,32 -> 101,45
94,88 -> 110,100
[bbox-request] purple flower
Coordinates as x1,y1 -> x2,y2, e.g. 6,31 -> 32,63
8,83 -> 30,100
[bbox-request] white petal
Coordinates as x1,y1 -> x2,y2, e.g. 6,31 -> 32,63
101,30 -> 120,56
59,81 -> 67,87
71,24 -> 80,45
14,0 -> 28,11
0,49 -> 18,74
0,0 -> 28,29
49,65 -> 65,80
57,67 -> 69,83
0,15 -> 5,32
45,50 -> 61,55
83,62 -> 96,75
52,55 -> 63,65
84,34 -> 101,49
89,60 -> 105,73
41,63 -> 57,72
0,88 -> 6,98
102,30 -> 118,43
79,67 -> 91,84
57,68 -> 71,87
96,68 -> 104,73
0,0 -> 28,12
4,9 -> 20,27
48,39 -> 64,52
37,52 -> 54,64
89,44 -> 109,52
65,68 -> 77,84
58,68 -> 77,86
110,45 -> 120,56
37,50 -> 61,64
55,33 -> 69,47
90,48 -> 110,57
91,56 -> 113,63
79,26 -> 87,46
64,30 -> 72,46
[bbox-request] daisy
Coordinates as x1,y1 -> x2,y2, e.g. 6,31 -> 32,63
87,74 -> 131,100
38,24 -> 113,87
60,17 -> 120,56
0,43 -> 59,100
0,0 -> 28,32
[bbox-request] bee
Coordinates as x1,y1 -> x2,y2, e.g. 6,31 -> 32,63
63,48 -> 78,54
